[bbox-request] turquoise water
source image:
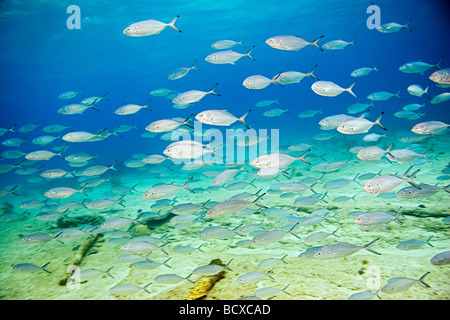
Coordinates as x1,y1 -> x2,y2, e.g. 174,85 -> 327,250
0,0 -> 449,300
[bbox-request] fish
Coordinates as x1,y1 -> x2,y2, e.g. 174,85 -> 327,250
154,273 -> 194,284
211,40 -> 243,49
305,228 -> 340,243
13,262 -> 51,273
430,92 -> 450,104
337,112 -> 386,134
195,109 -> 251,129
297,109 -> 322,119
243,75 -> 279,89
367,90 -> 400,101
44,185 -> 87,199
205,46 -> 255,64
363,169 -> 421,194
67,267 -> 114,283
206,193 -> 267,217
380,272 -> 431,294
255,98 -> 279,108
250,150 -> 311,169
387,148 -> 427,162
396,236 -> 434,250
19,232 -> 64,244
123,16 -> 181,36
250,222 -> 300,245
192,259 -> 233,276
58,90 -> 82,100
142,177 -> 194,200
120,241 -> 168,254
394,110 -> 425,120
319,114 -> 354,130
109,283 -> 152,296
322,38 -> 356,50
253,284 -> 291,299
212,167 -> 246,186
197,225 -> 240,239
430,251 -> 450,265
429,67 -> 450,85
314,238 -> 381,259
58,102 -> 99,115
146,114 -> 194,133
265,35 -> 324,51
363,133 -> 385,142
2,137 -> 27,147
396,184 -> 450,198
348,291 -> 381,300
407,85 -> 430,98
354,208 -> 403,227
399,56 -> 443,74
263,108 -> 290,117
0,124 -> 16,136
377,19 -> 412,33
236,271 -> 274,283
163,140 -> 218,159
273,65 -> 319,85
346,102 -> 373,114
132,257 -> 172,270
351,66 -> 378,77
357,144 -> 393,161
32,135 -> 60,146
76,163 -> 117,176
411,121 -> 449,135
25,149 -> 64,161
62,129 -> 107,143
114,100 -> 152,115
168,60 -> 200,80
311,81 -> 356,97
172,83 -> 220,104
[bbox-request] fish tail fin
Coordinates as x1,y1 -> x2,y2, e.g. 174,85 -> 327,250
364,238 -> 382,255
406,169 -> 421,189
168,15 -> 181,32
423,86 -> 431,99
425,235 -> 434,248
110,160 -> 118,171
190,59 -> 199,71
239,110 -> 251,129
435,56 -> 444,70
245,45 -> 256,61
373,65 -> 379,72
298,149 -> 311,165
253,192 -> 267,208
374,111 -> 387,131
145,99 -> 152,111
418,272 -> 431,288
393,206 -> 404,225
307,64 -> 319,80
346,82 -> 357,98
163,257 -> 172,268
443,184 -> 450,194
105,266 -> 114,279
311,35 -> 324,51
288,222 -> 301,239
41,262 -> 52,273
225,258 -> 233,271
350,36 -> 357,48
185,272 -> 195,283
102,92 -> 110,101
183,176 -> 195,193
183,113 -> 194,128
404,18 -> 413,32
209,83 -> 221,96
385,143 -> 395,158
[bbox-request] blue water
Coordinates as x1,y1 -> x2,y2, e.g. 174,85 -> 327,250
0,0 -> 449,300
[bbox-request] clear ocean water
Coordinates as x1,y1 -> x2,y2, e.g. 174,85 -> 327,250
0,0 -> 449,301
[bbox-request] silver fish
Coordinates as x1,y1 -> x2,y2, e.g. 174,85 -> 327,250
429,67 -> 450,85
337,112 -> 386,134
123,16 -> 181,36
380,272 -> 431,294
172,83 -> 220,104
250,150 -> 311,169
13,262 -> 51,273
311,81 -> 356,97
411,121 -> 449,134
399,56 -> 443,74
363,169 -> 421,194
142,177 -> 194,200
168,60 -> 199,80
196,109 -> 250,129
430,251 -> 450,265
192,259 -> 233,276
377,19 -> 412,33
273,65 -> 318,85
211,39 -> 243,49
205,46 -> 255,65
314,238 -> 381,259
109,283 -> 151,296
266,35 -> 324,51
206,193 -> 266,218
